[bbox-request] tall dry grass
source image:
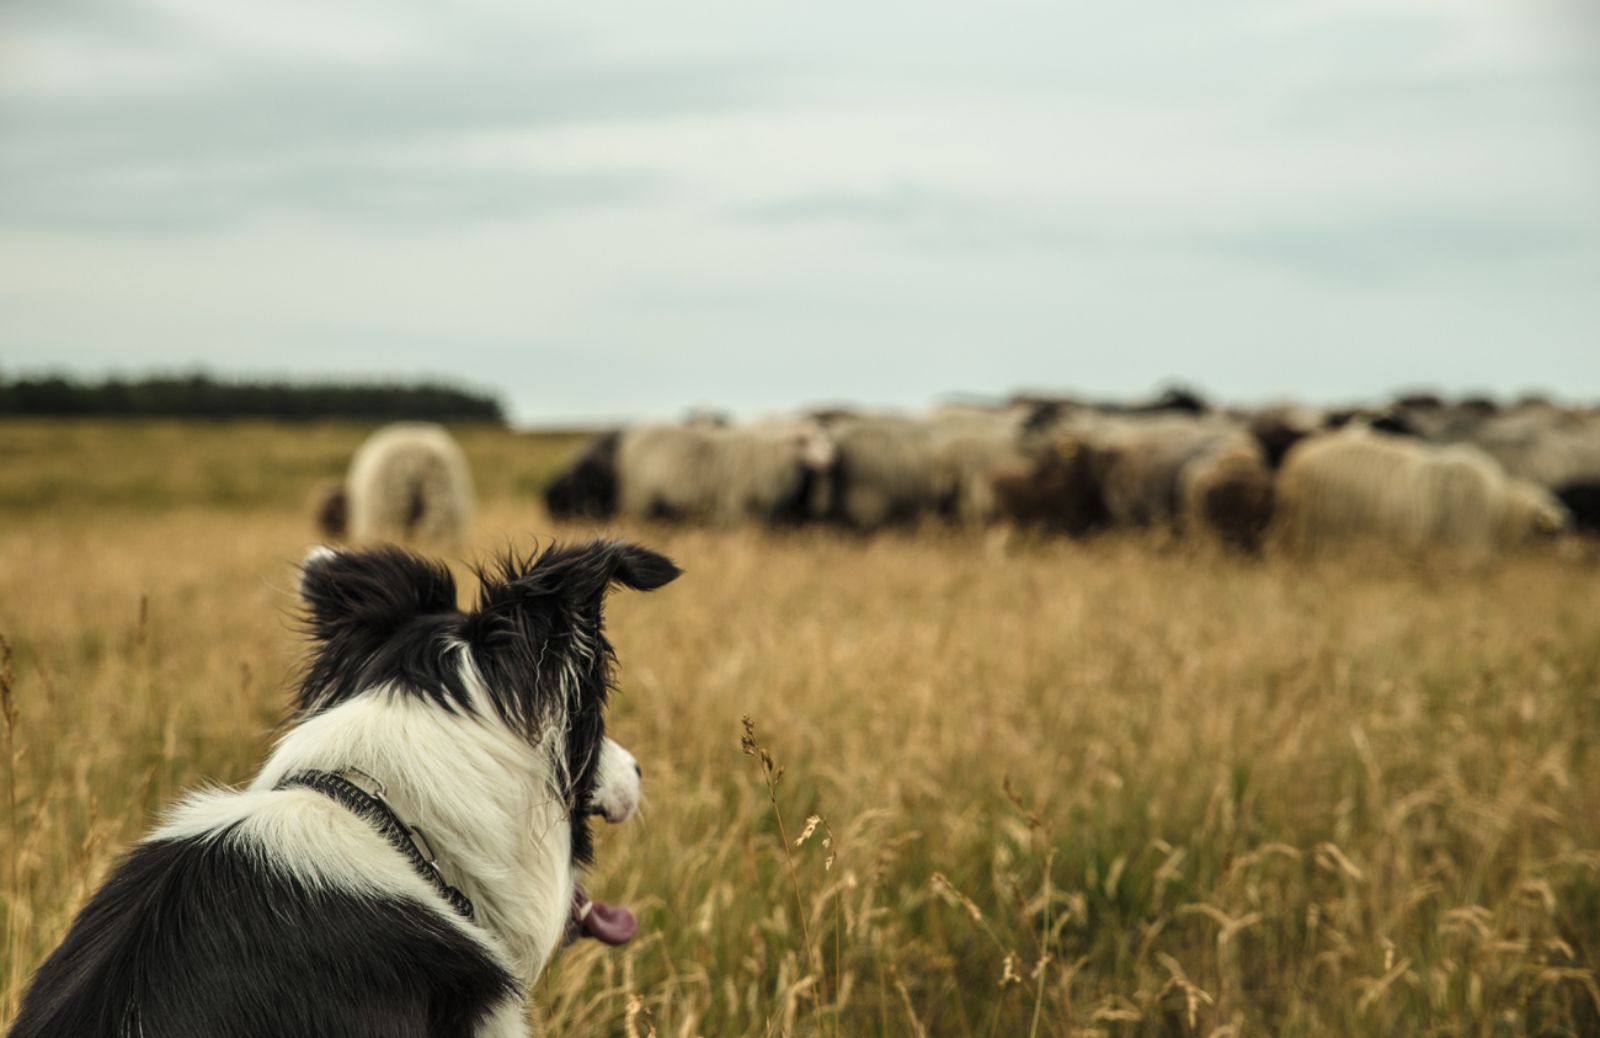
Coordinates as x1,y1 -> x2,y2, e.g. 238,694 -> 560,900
1,420 -> 1598,1036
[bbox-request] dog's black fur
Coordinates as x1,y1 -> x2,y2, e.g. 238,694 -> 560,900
8,539 -> 679,1038
11,837 -> 516,1038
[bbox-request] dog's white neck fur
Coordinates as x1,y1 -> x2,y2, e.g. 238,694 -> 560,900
249,688 -> 573,987
250,689 -> 570,984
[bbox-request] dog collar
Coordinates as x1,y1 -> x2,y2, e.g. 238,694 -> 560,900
276,768 -> 476,921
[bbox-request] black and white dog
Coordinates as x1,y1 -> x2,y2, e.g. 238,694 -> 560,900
9,538 -> 679,1038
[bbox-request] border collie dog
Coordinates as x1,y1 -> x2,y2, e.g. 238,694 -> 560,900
9,538 -> 679,1038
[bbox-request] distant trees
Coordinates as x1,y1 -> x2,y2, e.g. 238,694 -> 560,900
0,373 -> 504,422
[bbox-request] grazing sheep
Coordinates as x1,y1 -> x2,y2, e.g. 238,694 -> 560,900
822,415 -> 945,531
988,416 -> 1271,548
682,408 -> 731,428
1274,427 -> 1568,557
1247,405 -> 1324,469
1498,480 -> 1573,545
1086,418 -> 1272,547
1382,399 -> 1500,443
1555,481 -> 1600,534
1392,391 -> 1446,412
1460,410 -> 1600,489
544,431 -> 621,521
806,405 -> 862,426
926,408 -> 1030,524
1013,398 -> 1098,452
1014,386 -> 1208,420
1095,426 -> 1198,531
344,423 -> 475,545
1178,435 -> 1276,551
1088,418 -> 1229,522
1129,386 -> 1209,416
615,418 -> 835,526
987,436 -> 1109,535
1366,410 -> 1426,438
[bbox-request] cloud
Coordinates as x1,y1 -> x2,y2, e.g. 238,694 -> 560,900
3,53 -> 774,169
1205,215 -> 1598,283
737,184 -> 1133,259
739,182 -> 1598,284
0,2 -> 774,230
0,159 -> 671,232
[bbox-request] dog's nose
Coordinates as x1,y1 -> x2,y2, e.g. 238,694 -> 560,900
633,762 -> 642,779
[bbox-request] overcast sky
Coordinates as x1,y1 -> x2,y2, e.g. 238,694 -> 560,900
2,0 -> 1597,424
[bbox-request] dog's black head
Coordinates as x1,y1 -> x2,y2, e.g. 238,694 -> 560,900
297,538 -> 679,865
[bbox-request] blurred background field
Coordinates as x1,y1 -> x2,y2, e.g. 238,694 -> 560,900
3,419 -> 1599,1036
0,418 -> 582,514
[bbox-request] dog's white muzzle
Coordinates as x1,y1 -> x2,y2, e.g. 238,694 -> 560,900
588,738 -> 640,825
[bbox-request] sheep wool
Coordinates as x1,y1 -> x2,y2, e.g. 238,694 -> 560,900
345,423 -> 475,545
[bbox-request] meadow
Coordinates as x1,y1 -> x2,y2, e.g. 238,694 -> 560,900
2,420 -> 1598,1036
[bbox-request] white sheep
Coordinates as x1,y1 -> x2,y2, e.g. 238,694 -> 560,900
343,423 -> 475,545
614,418 -> 834,526
1274,427 -> 1567,558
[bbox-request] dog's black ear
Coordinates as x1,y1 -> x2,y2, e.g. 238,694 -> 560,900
475,539 -> 680,617
599,540 -> 682,593
298,545 -> 459,643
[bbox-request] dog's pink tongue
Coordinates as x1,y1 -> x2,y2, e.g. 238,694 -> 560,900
581,899 -> 637,945
572,888 -> 637,946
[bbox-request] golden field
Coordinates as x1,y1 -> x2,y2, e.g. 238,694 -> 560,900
2,420 -> 1598,1037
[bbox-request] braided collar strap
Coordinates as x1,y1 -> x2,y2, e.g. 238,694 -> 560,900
276,769 -> 476,921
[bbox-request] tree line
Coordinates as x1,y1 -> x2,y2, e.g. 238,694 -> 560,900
0,373 -> 505,422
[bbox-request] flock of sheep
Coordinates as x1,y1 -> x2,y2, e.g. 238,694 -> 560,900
542,390 -> 1598,558
312,390 -> 1600,560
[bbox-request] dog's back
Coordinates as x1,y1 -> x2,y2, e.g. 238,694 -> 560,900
10,811 -> 514,1038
